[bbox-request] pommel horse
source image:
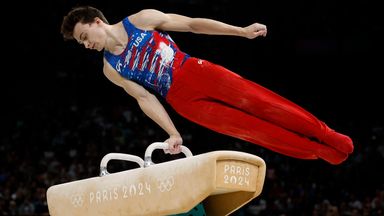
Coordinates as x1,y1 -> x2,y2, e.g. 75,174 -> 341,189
47,142 -> 266,216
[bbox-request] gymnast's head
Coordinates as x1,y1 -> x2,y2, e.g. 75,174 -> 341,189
61,6 -> 109,51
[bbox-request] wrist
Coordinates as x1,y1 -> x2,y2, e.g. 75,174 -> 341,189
169,132 -> 181,138
239,27 -> 247,37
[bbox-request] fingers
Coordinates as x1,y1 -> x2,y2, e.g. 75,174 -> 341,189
168,143 -> 181,154
254,31 -> 265,37
256,29 -> 267,37
164,135 -> 183,154
248,23 -> 267,38
248,30 -> 266,39
163,142 -> 181,154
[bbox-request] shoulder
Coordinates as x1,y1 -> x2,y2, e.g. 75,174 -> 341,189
129,9 -> 168,30
130,9 -> 163,19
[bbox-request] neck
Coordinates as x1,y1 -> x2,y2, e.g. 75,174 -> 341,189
104,23 -> 126,53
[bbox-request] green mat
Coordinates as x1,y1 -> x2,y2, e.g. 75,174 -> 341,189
170,203 -> 206,216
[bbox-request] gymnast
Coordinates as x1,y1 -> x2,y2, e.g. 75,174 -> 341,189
60,6 -> 353,165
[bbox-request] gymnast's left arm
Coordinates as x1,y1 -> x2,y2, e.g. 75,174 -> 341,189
129,9 -> 267,39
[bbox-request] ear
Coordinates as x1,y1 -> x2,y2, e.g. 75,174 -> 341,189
94,17 -> 102,24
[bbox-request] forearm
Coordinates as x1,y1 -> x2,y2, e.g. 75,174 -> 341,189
137,93 -> 180,136
188,18 -> 245,36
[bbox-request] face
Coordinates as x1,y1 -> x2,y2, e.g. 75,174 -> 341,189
73,19 -> 106,51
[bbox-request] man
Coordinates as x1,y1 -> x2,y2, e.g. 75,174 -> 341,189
61,6 -> 353,164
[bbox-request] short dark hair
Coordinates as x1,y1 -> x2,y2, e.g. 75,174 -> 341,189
61,6 -> 109,40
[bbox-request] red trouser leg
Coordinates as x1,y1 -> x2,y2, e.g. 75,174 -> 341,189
166,58 -> 351,164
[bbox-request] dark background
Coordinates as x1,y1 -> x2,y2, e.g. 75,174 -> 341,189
1,0 -> 384,215
6,0 -> 384,127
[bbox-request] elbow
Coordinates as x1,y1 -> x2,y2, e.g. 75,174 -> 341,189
189,22 -> 205,34
136,91 -> 158,111
122,83 -> 149,101
136,93 -> 148,103
135,90 -> 154,103
135,93 -> 149,109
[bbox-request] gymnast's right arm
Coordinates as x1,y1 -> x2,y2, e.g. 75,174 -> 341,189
103,59 -> 183,154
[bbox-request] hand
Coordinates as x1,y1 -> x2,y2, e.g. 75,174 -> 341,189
164,134 -> 183,154
243,23 -> 267,39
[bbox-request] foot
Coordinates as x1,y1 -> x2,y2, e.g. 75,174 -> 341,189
316,144 -> 349,165
322,128 -> 354,154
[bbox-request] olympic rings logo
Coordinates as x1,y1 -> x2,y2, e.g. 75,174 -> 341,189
70,194 -> 84,208
157,176 -> 174,192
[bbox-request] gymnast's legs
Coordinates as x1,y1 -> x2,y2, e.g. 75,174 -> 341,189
166,57 -> 353,164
